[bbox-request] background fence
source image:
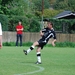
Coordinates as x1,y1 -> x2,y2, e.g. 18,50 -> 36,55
2,31 -> 75,43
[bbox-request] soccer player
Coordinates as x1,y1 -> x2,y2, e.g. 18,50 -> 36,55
23,21 -> 56,64
0,22 -> 2,49
16,21 -> 24,46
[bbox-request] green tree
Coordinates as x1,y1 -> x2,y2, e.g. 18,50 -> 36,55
68,0 -> 75,11
53,0 -> 67,10
32,0 -> 50,11
1,0 -> 13,6
0,0 -> 34,15
0,0 -> 13,14
43,9 -> 62,18
53,0 -> 75,11
0,14 -> 8,31
5,0 -> 28,15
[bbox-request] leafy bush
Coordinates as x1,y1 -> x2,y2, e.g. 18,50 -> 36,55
56,41 -> 75,47
3,41 -> 75,47
3,42 -> 15,46
22,42 -> 33,46
3,42 -> 33,46
45,41 -> 75,47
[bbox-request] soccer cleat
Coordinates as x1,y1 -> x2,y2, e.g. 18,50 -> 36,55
23,50 -> 27,55
35,61 -> 41,64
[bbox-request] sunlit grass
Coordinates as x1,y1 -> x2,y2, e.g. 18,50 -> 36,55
0,47 -> 75,75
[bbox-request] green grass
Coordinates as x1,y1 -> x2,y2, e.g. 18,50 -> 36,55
0,46 -> 75,75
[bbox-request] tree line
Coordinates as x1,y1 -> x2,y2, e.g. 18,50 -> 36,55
0,0 -> 75,33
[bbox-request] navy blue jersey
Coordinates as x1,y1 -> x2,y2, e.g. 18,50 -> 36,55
41,27 -> 56,43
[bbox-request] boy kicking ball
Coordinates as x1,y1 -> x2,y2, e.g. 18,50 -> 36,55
23,21 -> 56,64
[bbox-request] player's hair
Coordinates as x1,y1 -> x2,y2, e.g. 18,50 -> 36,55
47,21 -> 53,27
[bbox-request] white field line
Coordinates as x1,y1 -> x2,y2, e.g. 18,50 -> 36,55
14,64 -> 45,75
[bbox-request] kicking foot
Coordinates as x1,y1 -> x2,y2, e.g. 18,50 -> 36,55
23,50 -> 27,55
35,61 -> 41,64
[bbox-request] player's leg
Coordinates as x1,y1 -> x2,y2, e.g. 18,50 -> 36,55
0,35 -> 2,49
35,42 -> 46,64
23,41 -> 39,55
16,34 -> 19,46
20,34 -> 22,46
35,47 -> 41,64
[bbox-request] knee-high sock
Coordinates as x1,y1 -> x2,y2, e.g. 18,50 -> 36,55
27,45 -> 35,54
37,52 -> 41,63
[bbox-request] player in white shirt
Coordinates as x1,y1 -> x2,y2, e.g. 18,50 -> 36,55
0,22 -> 2,49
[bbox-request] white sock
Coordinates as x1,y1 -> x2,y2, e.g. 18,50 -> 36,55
27,45 -> 35,54
27,49 -> 31,53
37,52 -> 41,63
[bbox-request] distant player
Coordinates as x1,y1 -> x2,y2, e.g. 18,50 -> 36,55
0,23 -> 2,49
23,21 -> 57,64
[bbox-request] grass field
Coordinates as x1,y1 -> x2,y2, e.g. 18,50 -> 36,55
0,46 -> 75,75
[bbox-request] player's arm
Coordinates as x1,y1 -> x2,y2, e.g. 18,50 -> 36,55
40,28 -> 46,36
51,39 -> 56,46
16,27 -> 23,31
20,28 -> 23,31
51,31 -> 57,46
40,30 -> 44,36
16,28 -> 20,31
